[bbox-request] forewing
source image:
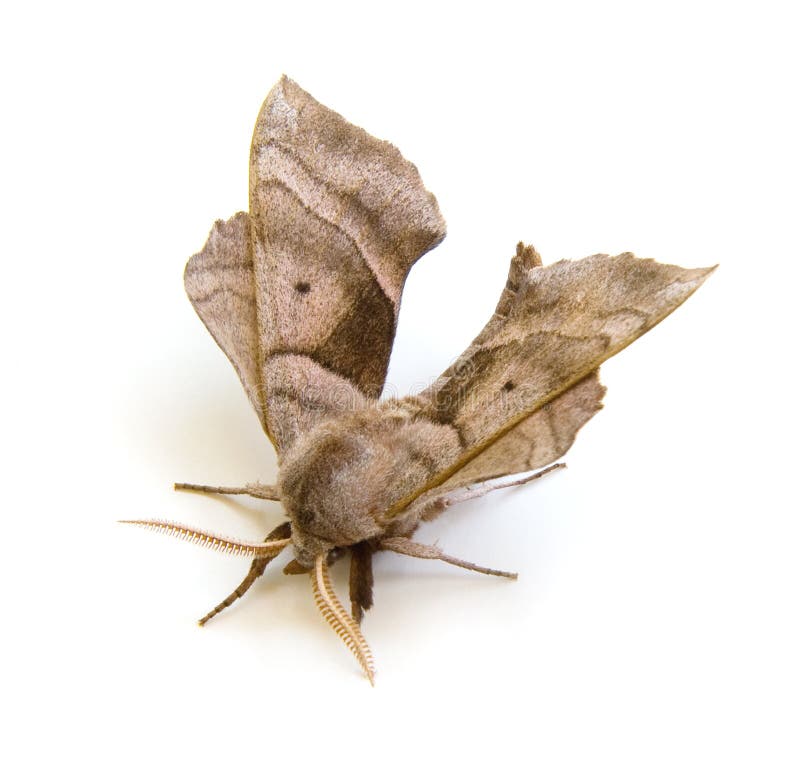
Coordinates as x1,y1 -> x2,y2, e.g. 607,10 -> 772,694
387,246 -> 714,517
185,77 -> 446,454
249,77 -> 446,452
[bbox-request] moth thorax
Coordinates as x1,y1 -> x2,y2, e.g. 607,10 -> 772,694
277,416 -> 391,560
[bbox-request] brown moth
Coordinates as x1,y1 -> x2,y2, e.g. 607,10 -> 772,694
125,76 -> 714,683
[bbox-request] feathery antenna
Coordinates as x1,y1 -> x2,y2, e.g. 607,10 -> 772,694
120,519 -> 290,559
311,555 -> 375,684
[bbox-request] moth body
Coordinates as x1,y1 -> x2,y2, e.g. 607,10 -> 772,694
278,402 -> 460,566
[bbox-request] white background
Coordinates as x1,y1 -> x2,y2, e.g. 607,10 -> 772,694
3,2 -> 798,765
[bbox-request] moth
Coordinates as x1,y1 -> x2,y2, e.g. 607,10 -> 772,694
125,76 -> 714,683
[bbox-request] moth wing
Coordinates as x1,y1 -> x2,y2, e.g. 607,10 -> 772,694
184,216 -> 374,441
388,245 -> 714,517
183,212 -> 270,431
434,369 -> 605,490
186,77 -> 447,453
250,76 -> 445,452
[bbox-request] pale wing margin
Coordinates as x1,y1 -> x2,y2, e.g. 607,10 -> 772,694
183,212 -> 269,431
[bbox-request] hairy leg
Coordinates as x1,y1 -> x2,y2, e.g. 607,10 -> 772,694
198,521 -> 291,626
379,537 -> 518,579
174,482 -> 280,501
420,463 -> 566,521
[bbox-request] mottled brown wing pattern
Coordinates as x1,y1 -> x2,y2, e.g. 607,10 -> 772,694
249,76 -> 446,452
412,246 -> 606,497
400,372 -> 604,523
434,371 -> 605,489
387,247 -> 715,517
185,76 -> 446,454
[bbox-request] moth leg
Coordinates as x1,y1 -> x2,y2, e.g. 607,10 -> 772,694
349,541 -> 376,623
198,521 -> 291,626
311,554 -> 376,684
174,482 -> 280,501
453,462 -> 565,502
379,537 -> 518,580
420,463 -> 566,521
